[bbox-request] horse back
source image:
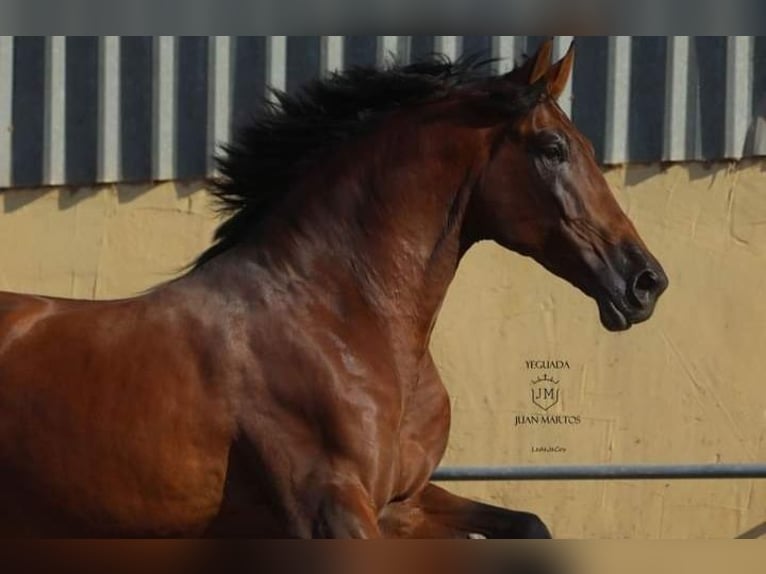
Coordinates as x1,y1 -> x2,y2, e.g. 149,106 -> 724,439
0,288 -> 236,536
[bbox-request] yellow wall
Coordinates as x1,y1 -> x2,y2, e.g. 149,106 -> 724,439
1,162 -> 765,538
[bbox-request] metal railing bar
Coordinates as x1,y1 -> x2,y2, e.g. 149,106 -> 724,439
432,463 -> 766,481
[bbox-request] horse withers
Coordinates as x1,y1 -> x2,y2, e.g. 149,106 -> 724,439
0,40 -> 666,537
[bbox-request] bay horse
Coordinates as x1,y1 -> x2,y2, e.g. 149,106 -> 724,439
0,40 -> 667,538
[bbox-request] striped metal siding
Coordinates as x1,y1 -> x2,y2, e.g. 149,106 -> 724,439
0,36 -> 764,189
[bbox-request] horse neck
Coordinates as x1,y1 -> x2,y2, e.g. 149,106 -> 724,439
195,123 -> 480,350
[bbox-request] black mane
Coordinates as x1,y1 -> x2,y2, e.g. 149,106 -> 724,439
194,55 -> 542,268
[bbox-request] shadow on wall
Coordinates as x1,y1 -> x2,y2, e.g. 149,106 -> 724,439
2,188 -> 48,213
737,520 -> 766,539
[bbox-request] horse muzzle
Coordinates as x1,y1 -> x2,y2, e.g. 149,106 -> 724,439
595,249 -> 668,332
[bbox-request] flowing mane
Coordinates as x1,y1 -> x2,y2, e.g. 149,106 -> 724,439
195,54 -> 544,268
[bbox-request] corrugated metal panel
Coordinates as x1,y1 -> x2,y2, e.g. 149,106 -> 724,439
98,36 -> 121,183
746,37 -> 766,156
571,37 -> 608,162
119,37 -> 152,182
12,37 -> 45,188
434,36 -> 461,62
603,36 -> 631,165
691,37 -> 728,160
320,36 -> 344,75
152,36 -> 176,182
175,36 -> 208,181
0,35 -> 764,189
663,36 -> 690,162
376,36 -> 404,66
207,36 -> 232,177
265,36 -> 286,96
43,36 -> 66,186
0,37 -> 13,188
552,36 -> 573,117
491,36 -> 523,74
725,36 -> 754,159
66,36 -> 98,186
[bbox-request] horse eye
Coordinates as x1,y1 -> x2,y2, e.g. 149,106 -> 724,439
541,144 -> 565,163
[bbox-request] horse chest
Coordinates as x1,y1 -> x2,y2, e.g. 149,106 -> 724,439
391,357 -> 451,498
399,385 -> 450,450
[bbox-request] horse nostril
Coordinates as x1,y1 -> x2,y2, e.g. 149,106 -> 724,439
629,269 -> 662,306
635,270 -> 659,293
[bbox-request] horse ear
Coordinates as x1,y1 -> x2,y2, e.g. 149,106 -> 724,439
546,41 -> 575,101
504,39 -> 553,85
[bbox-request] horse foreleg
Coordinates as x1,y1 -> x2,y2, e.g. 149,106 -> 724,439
383,483 -> 551,539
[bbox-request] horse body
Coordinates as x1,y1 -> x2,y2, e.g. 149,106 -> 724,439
0,41 -> 667,537
0,158 -> 459,536
0,215 -> 457,537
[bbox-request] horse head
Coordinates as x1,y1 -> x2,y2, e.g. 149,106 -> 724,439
465,40 -> 667,330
